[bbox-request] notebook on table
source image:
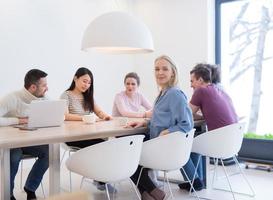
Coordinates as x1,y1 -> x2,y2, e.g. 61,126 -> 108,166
14,100 -> 66,130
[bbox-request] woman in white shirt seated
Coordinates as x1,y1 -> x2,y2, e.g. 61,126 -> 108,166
112,72 -> 152,118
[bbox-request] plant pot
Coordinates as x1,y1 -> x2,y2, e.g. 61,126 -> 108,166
238,138 -> 273,164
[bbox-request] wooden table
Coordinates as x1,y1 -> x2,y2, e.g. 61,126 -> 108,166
0,119 -> 146,200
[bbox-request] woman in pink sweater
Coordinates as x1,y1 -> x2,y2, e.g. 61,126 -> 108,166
112,72 -> 152,118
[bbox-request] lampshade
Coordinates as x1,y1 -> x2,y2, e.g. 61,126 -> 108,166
81,11 -> 154,54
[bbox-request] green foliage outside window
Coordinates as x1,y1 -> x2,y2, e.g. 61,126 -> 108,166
244,133 -> 273,140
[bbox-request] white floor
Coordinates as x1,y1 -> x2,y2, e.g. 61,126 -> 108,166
13,150 -> 273,200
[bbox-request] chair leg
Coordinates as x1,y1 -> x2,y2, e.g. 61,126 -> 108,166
129,178 -> 141,200
60,150 -> 67,164
163,171 -> 166,194
220,159 -> 236,200
212,157 -> 255,198
189,155 -> 202,195
180,167 -> 200,200
211,158 -> 218,188
164,171 -> 174,199
105,183 -> 111,200
68,151 -> 73,191
80,177 -> 85,189
136,166 -> 144,187
20,159 -> 24,190
233,156 -> 255,197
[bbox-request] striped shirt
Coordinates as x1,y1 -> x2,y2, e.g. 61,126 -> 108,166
60,91 -> 90,115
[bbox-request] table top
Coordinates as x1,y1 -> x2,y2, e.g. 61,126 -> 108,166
0,118 -> 206,149
0,119 -> 146,149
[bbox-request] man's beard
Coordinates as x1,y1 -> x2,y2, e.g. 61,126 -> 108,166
33,90 -> 45,98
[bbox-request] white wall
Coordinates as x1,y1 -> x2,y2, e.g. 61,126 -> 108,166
0,0 -> 214,113
132,0 -> 215,101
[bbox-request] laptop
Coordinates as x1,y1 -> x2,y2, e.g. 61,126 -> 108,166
15,100 -> 66,130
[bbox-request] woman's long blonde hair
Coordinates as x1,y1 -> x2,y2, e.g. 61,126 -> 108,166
154,55 -> 179,88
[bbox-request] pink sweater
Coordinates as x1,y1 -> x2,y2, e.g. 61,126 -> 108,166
112,91 -> 152,117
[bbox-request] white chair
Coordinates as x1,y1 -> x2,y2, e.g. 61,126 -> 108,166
60,143 -> 80,191
20,154 -> 45,198
191,122 -> 255,200
138,130 -> 199,199
66,135 -> 145,200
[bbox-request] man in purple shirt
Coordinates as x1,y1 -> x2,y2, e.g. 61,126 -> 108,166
190,65 -> 237,131
179,64 -> 238,191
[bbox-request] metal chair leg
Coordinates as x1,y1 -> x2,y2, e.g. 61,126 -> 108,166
164,171 -> 174,199
80,177 -> 85,189
233,156 -> 255,197
129,178 -> 141,200
189,155 -> 202,195
20,159 -> 24,190
105,183 -> 111,200
211,158 -> 218,188
68,151 -> 73,191
181,167 -> 200,200
220,159 -> 236,200
212,157 -> 255,198
136,166 -> 144,187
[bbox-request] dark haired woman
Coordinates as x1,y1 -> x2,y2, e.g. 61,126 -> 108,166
60,67 -> 114,192
61,67 -> 111,123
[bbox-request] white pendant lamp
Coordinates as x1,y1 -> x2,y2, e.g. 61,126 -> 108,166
81,11 -> 154,54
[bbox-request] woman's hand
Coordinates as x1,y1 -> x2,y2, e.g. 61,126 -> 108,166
144,109 -> 153,118
159,129 -> 169,136
103,115 -> 113,121
18,117 -> 28,124
126,120 -> 146,128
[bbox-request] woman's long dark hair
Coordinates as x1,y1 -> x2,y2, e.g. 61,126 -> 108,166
67,67 -> 94,112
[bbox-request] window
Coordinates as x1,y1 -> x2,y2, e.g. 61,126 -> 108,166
216,0 -> 273,136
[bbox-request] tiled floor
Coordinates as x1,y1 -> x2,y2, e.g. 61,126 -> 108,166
13,151 -> 273,200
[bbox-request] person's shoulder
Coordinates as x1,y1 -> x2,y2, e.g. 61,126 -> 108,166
167,87 -> 187,100
167,86 -> 180,93
200,84 -> 219,95
0,90 -> 21,105
6,89 -> 22,99
115,91 -> 126,98
61,90 -> 70,97
167,87 -> 184,95
193,86 -> 210,95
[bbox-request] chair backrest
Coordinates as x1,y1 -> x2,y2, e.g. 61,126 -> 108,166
139,129 -> 195,171
192,122 -> 245,159
66,135 -> 144,183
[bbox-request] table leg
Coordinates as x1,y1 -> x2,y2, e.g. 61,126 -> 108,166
49,143 -> 60,195
204,156 -> 208,188
0,149 -> 10,200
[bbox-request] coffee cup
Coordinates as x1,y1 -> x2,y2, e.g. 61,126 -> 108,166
115,117 -> 128,126
82,114 -> 96,124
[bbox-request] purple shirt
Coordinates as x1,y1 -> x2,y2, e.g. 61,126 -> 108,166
190,84 -> 238,131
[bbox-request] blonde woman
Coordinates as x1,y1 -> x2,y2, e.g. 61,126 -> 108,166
128,55 -> 193,200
